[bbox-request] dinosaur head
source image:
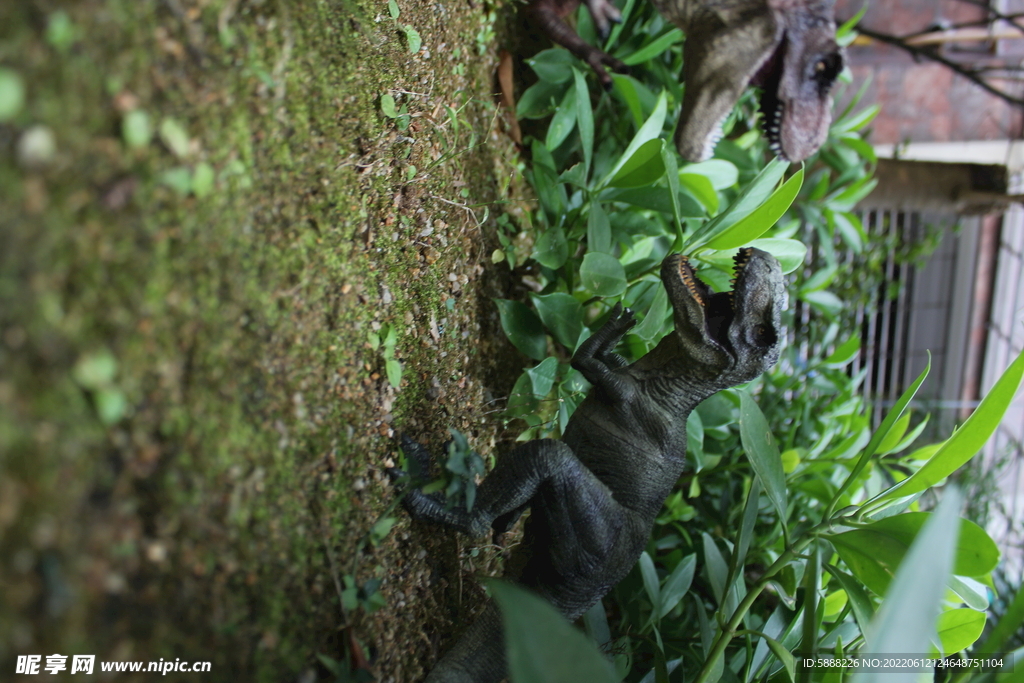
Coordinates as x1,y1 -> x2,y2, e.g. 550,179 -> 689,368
661,248 -> 785,383
674,0 -> 843,163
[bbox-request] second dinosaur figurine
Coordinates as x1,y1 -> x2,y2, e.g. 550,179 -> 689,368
391,247 -> 786,682
529,0 -> 844,162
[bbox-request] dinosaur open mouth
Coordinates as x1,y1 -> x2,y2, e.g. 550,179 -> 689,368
753,41 -> 787,160
676,248 -> 754,348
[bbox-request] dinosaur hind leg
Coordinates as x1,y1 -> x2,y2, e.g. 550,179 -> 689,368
401,439 -> 625,555
424,602 -> 506,683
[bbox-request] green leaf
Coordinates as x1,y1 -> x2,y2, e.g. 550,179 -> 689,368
370,516 -> 397,544
936,608 -> 986,655
890,415 -> 930,455
95,388 -> 127,425
836,3 -> 867,39
527,48 -> 577,83
122,109 -> 153,149
823,335 -> 860,368
824,564 -> 876,637
573,67 -> 594,175
683,158 -> 788,251
531,140 -> 566,220
546,83 -> 578,151
704,167 -> 804,251
700,238 -> 806,274
608,138 -> 665,188
533,293 -> 584,350
506,372 -> 540,419
840,135 -> 877,165
679,172 -> 718,213
870,348 -> 1024,505
780,449 -> 800,473
403,24 -> 422,53
45,11 -> 76,53
191,162 -> 215,198
533,225 -> 569,269
833,104 -> 880,135
852,491 -> 961,676
802,290 -> 843,318
620,28 -> 684,66
317,653 -> 343,676
948,575 -> 989,611
738,390 -> 788,524
703,533 -> 729,606
159,117 -> 191,159
495,299 -> 547,360
661,143 -> 684,242
381,93 -> 398,118
828,175 -> 878,211
159,167 -> 193,196
579,253 -> 626,297
874,413 -> 910,456
583,600 -> 612,648
659,554 -> 696,619
73,350 -> 118,389
587,203 -> 612,254
0,67 -> 26,123
599,91 -> 667,189
735,477 -> 762,571
604,0 -> 635,47
385,358 -> 402,388
612,73 -> 644,129
517,80 -> 564,119
630,284 -> 669,342
559,162 -> 588,189
600,185 -> 703,217
527,357 -> 559,399
829,513 -> 999,596
490,581 -> 619,683
763,635 -> 796,683
801,264 -> 837,294
827,356 -> 930,517
680,159 -> 738,190
388,0 -> 400,18
639,551 -> 660,607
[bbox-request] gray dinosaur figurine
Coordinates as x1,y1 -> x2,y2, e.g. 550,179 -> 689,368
528,0 -> 844,162
392,248 -> 786,683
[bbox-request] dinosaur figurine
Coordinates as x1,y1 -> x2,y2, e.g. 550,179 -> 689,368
391,247 -> 786,683
528,0 -> 844,162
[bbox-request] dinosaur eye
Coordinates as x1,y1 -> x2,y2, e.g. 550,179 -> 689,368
751,323 -> 776,348
812,53 -> 844,86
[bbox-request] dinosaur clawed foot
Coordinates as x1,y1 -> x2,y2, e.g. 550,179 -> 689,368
387,433 -> 434,484
605,302 -> 637,335
585,0 -> 622,40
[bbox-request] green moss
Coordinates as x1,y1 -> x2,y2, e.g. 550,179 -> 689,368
1,0 -> 523,679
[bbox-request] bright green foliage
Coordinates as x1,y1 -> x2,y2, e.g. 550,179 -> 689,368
486,2 -> 1020,682
442,428 -> 485,511
491,581 -> 619,683
0,67 -> 26,122
368,323 -> 403,389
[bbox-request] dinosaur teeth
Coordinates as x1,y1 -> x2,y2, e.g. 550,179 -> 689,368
677,256 -> 706,307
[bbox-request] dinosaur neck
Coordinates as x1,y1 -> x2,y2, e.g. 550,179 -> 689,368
630,333 -> 734,414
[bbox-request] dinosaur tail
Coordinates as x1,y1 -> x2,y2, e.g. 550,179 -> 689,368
425,600 -> 506,683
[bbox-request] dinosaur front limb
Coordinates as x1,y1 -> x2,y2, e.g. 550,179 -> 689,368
572,304 -> 636,400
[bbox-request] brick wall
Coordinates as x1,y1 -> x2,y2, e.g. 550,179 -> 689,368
834,0 -> 1024,144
